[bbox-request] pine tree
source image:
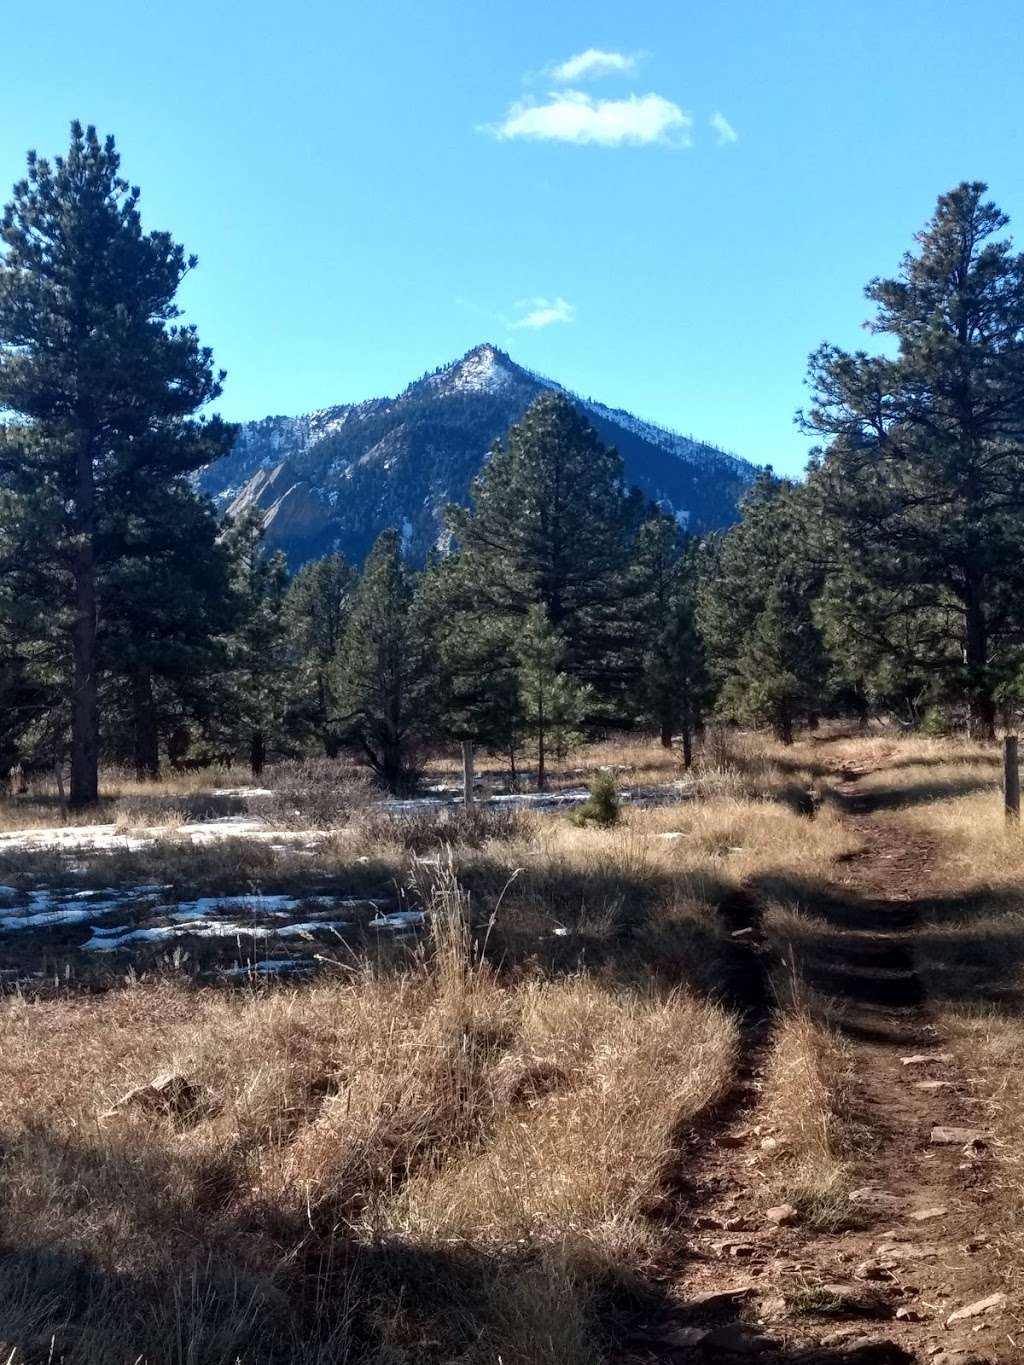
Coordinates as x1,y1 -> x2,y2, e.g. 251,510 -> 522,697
336,530 -> 425,793
698,475 -> 828,743
220,509 -> 292,776
411,553 -> 526,778
0,123 -> 233,803
805,182 -> 1024,738
516,605 -> 589,790
285,552 -> 357,757
445,392 -> 644,714
633,515 -> 708,764
101,483 -> 235,780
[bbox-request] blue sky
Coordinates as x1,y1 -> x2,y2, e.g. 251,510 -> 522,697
2,1 -> 1020,476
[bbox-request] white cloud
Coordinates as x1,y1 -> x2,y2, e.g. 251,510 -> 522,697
710,111 -> 738,146
510,296 -> 575,329
549,48 -> 639,83
488,90 -> 692,148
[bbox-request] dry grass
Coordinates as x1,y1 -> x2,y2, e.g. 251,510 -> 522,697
0,853 -> 738,1363
760,1007 -> 858,1224
0,730 -> 878,1360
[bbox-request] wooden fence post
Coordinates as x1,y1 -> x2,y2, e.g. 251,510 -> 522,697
462,741 -> 475,808
1004,735 -> 1020,823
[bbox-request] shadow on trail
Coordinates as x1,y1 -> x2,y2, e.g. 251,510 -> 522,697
748,869 -> 1024,1022
829,777 -> 995,813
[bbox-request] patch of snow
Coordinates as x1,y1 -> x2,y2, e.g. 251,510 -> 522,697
212,787 -> 273,799
368,910 -> 425,931
275,920 -> 352,937
0,818 -> 324,852
222,959 -> 313,977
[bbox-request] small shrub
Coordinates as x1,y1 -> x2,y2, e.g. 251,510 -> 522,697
262,758 -> 372,828
359,803 -> 528,852
920,705 -> 950,737
572,773 -> 621,828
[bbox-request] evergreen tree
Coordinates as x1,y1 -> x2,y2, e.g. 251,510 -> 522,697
285,552 -> 357,756
805,182 -> 1024,738
445,392 -> 644,713
411,552 -> 528,778
0,122 -> 233,803
698,475 -> 828,743
516,605 -> 590,790
633,515 -> 709,763
336,530 -> 425,793
220,509 -> 292,776
101,484 -> 235,780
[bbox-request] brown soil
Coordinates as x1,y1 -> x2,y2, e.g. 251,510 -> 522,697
617,752 -> 1022,1364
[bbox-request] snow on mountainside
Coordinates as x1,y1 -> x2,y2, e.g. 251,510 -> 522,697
199,344 -> 760,569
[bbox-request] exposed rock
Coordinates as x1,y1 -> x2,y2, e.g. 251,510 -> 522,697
820,1326 -> 865,1346
701,1324 -> 782,1353
717,1130 -> 751,1148
914,1079 -> 954,1091
930,1127 -> 987,1146
766,1203 -> 799,1226
848,1187 -> 903,1208
694,1214 -> 726,1229
910,1205 -> 949,1221
686,1286 -> 757,1310
929,1351 -> 992,1365
895,1305 -> 927,1321
876,1242 -> 936,1261
856,1259 -> 894,1282
101,1070 -> 211,1123
944,1291 -> 1007,1325
901,1053 -> 954,1066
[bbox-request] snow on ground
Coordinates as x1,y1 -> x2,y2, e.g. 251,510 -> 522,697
0,779 -> 694,851
0,816 -> 322,853
0,884 -> 387,955
368,910 -> 425,931
379,781 -> 696,816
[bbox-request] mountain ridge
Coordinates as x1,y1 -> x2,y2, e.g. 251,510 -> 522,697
199,344 -> 760,568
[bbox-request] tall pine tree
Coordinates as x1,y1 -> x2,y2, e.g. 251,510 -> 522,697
336,530 -> 425,793
698,475 -> 828,743
805,182 -> 1024,738
444,392 -> 644,718
0,123 -> 233,803
285,552 -> 357,757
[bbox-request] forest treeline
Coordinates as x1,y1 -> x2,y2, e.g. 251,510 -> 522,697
3,124 -> 1024,803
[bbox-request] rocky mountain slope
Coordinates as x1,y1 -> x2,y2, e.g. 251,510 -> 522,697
199,344 -> 759,567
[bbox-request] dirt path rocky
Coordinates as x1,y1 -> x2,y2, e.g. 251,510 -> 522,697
620,752 -> 1021,1364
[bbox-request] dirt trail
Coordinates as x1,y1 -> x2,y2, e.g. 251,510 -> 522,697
621,751 -> 1020,1364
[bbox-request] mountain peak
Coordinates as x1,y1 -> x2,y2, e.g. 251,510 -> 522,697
428,342 -> 523,397
200,347 -> 757,569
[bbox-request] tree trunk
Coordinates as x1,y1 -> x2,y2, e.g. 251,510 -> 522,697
964,599 -> 995,740
69,447 -> 99,808
132,669 -> 160,782
659,714 -> 673,749
536,696 -> 546,792
250,729 -> 266,778
681,698 -> 693,770
773,700 -> 794,746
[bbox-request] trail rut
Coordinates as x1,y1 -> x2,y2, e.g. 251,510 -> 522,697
619,752 -> 1021,1364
